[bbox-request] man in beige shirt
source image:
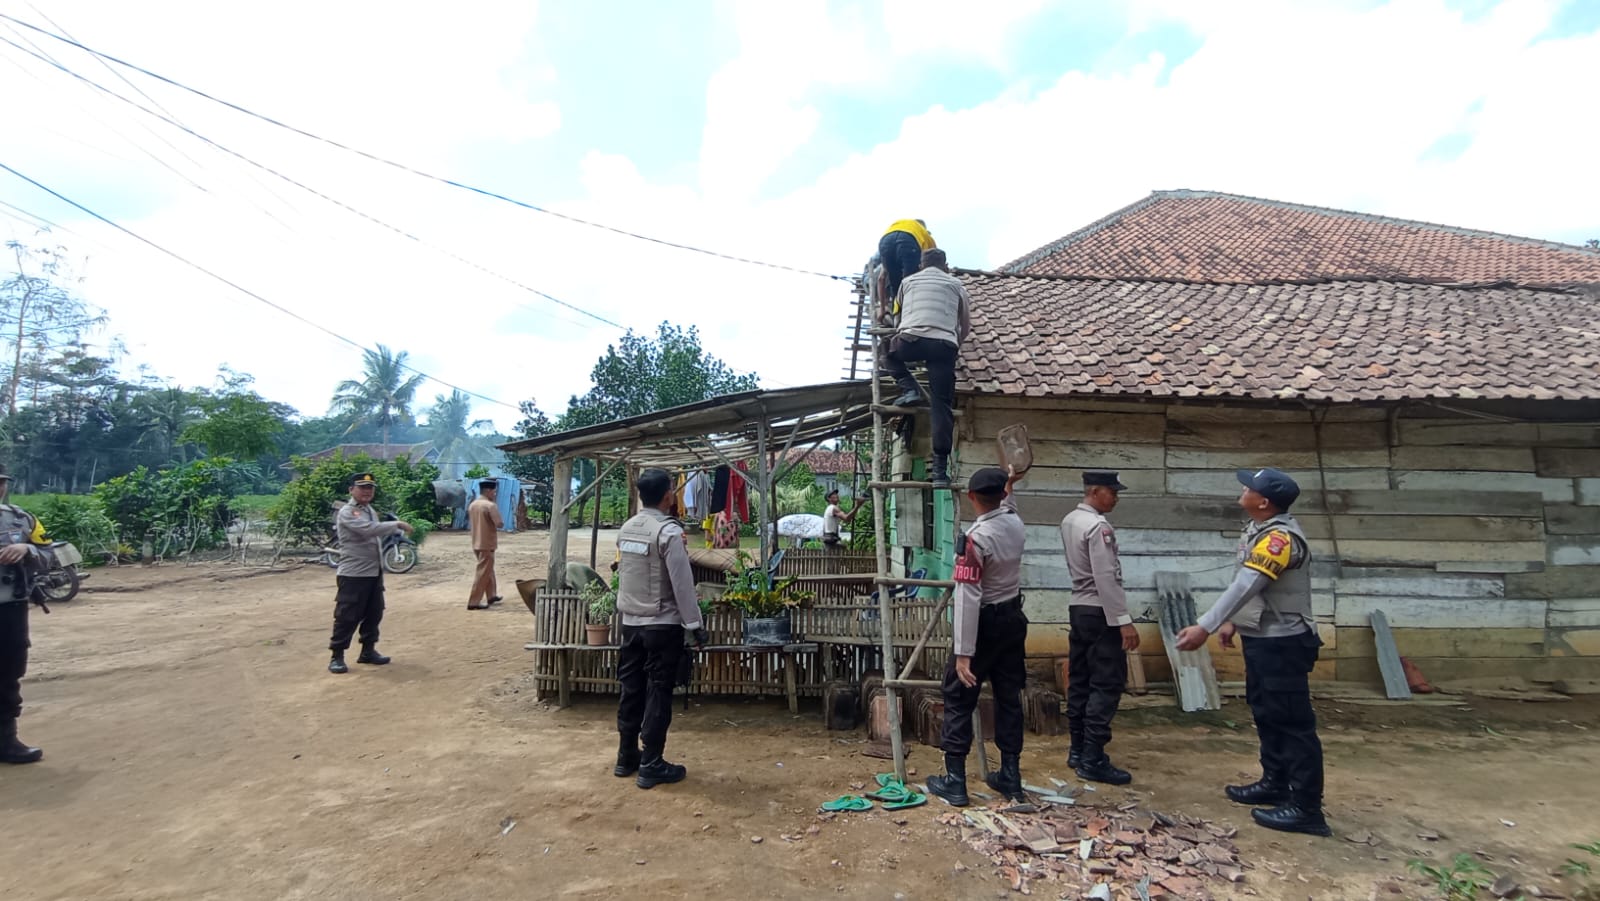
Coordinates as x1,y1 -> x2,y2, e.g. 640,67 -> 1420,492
467,480 -> 504,610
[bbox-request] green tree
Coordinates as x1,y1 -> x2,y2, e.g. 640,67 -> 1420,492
328,344 -> 426,457
183,393 -> 285,461
134,387 -> 203,465
424,389 -> 493,477
0,238 -> 107,418
562,322 -> 758,426
269,452 -> 446,547
503,398 -> 556,518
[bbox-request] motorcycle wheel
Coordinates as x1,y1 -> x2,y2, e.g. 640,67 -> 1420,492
38,565 -> 82,603
382,541 -> 418,574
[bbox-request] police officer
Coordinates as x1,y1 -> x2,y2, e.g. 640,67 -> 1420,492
327,473 -> 412,674
1060,470 -> 1138,785
0,464 -> 44,763
1176,468 -> 1330,837
927,466 -> 1028,806
614,468 -> 708,789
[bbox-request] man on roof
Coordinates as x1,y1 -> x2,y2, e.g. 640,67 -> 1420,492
878,218 -> 935,304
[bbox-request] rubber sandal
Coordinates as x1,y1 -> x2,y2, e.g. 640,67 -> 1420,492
882,791 -> 927,810
875,773 -> 900,787
820,795 -> 873,812
866,783 -> 913,803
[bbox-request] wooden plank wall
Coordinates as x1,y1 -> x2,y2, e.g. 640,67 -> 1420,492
960,398 -> 1600,683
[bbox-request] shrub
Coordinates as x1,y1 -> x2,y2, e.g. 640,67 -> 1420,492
270,452 -> 447,548
93,459 -> 257,558
15,494 -> 119,563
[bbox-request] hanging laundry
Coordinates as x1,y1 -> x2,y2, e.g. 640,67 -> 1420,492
731,461 -> 751,522
712,509 -> 740,549
683,470 -> 705,517
711,465 -> 731,514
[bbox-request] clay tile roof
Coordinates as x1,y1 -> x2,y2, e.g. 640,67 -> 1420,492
1003,190 -> 1600,284
958,273 -> 1600,402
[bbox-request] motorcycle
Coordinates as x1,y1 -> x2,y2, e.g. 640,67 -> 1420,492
32,541 -> 87,603
317,514 -> 418,574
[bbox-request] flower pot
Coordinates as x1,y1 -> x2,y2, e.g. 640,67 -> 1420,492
585,624 -> 612,647
743,614 -> 792,647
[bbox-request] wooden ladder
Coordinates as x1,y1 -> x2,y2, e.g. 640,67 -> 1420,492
865,286 -> 967,785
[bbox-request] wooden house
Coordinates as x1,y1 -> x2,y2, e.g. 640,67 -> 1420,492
893,190 -> 1600,685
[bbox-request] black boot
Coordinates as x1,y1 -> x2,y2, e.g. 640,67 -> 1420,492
929,454 -> 950,489
1252,801 -> 1331,837
927,753 -> 970,807
1067,732 -> 1084,770
635,751 -> 686,789
614,735 -> 641,778
1075,746 -> 1132,786
890,379 -> 924,407
357,644 -> 390,665
1,719 -> 42,765
985,752 -> 1025,802
1226,774 -> 1290,806
328,651 -> 348,674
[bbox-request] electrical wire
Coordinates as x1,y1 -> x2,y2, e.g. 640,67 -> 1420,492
0,159 -> 522,413
0,32 -> 622,333
0,12 -> 853,283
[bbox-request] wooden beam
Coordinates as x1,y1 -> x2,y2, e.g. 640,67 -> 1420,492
546,457 -> 574,588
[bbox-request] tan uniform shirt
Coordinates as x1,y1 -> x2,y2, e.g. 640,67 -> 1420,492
468,496 -> 502,551
335,501 -> 402,578
952,495 -> 1025,657
1060,502 -> 1132,626
620,516 -> 703,630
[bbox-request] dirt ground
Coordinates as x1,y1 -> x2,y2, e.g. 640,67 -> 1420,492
4,529 -> 1599,901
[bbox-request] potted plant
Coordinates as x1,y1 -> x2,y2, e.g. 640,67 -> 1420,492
581,577 -> 616,646
721,551 -> 814,647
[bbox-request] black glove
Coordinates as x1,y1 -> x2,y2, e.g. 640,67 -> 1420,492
691,627 -> 710,648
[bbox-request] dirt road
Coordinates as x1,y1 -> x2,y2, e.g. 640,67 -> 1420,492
5,530 -> 1598,900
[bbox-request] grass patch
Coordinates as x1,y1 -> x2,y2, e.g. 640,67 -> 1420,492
235,494 -> 280,517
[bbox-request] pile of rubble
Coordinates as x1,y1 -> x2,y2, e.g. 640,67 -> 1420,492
936,793 -> 1249,900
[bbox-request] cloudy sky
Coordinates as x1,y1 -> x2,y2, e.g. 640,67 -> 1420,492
1,0 -> 1597,434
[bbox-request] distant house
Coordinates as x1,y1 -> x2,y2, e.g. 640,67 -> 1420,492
779,449 -> 859,494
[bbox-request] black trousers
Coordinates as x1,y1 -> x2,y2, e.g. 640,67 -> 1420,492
940,599 -> 1028,756
1066,605 -> 1127,748
617,625 -> 686,757
878,230 -> 923,302
0,601 -> 28,721
884,336 -> 957,457
329,575 -> 385,651
1243,631 -> 1325,806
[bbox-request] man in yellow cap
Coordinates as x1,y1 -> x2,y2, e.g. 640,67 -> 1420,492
327,472 -> 413,674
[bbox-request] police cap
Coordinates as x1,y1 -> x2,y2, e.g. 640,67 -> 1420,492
351,472 -> 378,487
967,466 -> 1008,495
1082,469 -> 1127,491
1236,467 -> 1300,510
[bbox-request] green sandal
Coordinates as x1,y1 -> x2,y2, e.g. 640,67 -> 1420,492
882,791 -> 927,810
820,795 -> 873,812
866,782 -> 913,804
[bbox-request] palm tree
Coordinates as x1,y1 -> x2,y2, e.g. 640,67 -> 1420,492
135,387 -> 201,464
425,390 -> 494,478
329,345 -> 426,459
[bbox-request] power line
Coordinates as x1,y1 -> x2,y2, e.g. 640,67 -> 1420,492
0,160 -> 523,412
0,12 -> 854,284
0,33 -> 624,333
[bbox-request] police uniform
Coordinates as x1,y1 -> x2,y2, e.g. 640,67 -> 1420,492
1060,470 -> 1134,784
613,504 -> 706,789
927,467 -> 1028,807
1195,467 -> 1329,837
0,465 -> 44,764
327,473 -> 403,673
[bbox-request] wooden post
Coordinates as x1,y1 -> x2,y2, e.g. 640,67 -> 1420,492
547,457 -> 574,589
589,457 -> 603,570
756,417 -> 771,575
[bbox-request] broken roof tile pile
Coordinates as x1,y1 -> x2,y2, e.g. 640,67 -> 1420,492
940,802 -> 1247,899
958,274 -> 1600,402
1003,190 -> 1600,284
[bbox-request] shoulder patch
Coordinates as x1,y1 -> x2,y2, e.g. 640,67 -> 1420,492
1243,529 -> 1293,580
